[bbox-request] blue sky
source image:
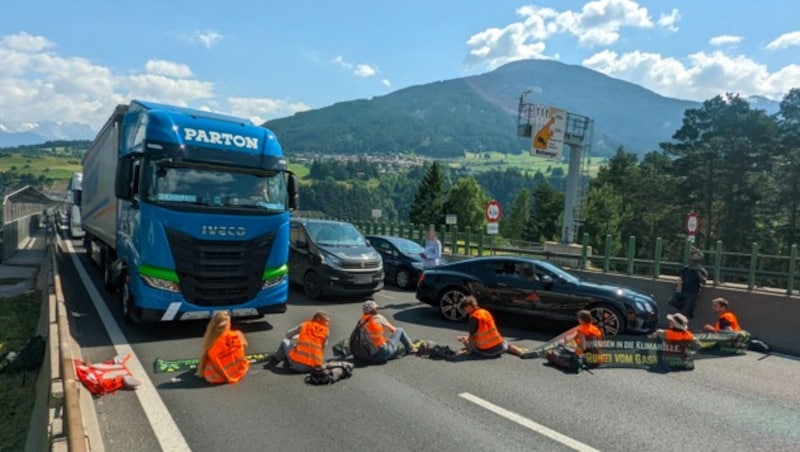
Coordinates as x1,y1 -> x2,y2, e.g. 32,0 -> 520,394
1,0 -> 799,130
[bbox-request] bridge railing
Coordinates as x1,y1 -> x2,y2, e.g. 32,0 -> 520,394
334,218 -> 798,296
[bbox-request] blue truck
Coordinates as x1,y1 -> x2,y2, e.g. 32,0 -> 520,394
81,100 -> 298,323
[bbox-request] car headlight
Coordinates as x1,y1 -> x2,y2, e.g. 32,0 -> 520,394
635,300 -> 654,313
141,275 -> 181,293
320,252 -> 342,268
411,262 -> 425,270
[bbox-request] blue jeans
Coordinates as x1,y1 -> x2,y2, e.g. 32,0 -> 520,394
372,328 -> 414,363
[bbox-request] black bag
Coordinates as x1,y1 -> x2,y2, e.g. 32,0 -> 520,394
349,318 -> 379,364
305,361 -> 354,385
545,344 -> 581,373
1,335 -> 46,374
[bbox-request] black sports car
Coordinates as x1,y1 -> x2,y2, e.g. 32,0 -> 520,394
415,256 -> 658,335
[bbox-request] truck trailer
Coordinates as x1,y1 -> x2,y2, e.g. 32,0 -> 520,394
81,100 -> 298,323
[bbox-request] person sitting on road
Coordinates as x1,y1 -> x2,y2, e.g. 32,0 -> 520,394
197,311 -> 250,384
574,310 -> 604,355
456,296 -> 525,358
271,311 -> 330,373
649,313 -> 699,370
703,298 -> 741,333
356,300 -> 417,363
421,227 -> 442,267
650,313 -> 698,343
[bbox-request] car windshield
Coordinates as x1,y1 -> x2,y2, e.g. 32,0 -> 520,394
145,162 -> 287,212
535,260 -> 580,284
389,237 -> 424,255
307,222 -> 366,246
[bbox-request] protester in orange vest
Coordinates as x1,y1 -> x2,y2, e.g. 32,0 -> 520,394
271,311 -> 330,373
649,312 -> 700,370
456,296 -> 525,358
650,313 -> 700,343
197,311 -> 250,384
574,310 -> 604,355
703,298 -> 741,333
355,300 -> 417,363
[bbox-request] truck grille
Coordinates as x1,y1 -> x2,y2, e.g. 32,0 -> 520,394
166,228 -> 274,306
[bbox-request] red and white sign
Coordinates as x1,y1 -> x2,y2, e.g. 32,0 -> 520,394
485,200 -> 502,223
686,212 -> 699,236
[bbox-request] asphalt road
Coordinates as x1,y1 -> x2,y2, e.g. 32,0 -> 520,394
57,237 -> 800,452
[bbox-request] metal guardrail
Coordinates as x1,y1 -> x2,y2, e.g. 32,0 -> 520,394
345,219 -> 800,296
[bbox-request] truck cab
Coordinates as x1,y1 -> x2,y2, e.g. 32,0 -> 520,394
65,172 -> 84,239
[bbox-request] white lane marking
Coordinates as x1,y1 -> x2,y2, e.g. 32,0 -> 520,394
25,236 -> 37,249
63,239 -> 192,451
375,292 -> 399,301
161,302 -> 181,321
459,392 -> 601,452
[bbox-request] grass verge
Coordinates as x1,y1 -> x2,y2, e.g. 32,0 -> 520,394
0,290 -> 42,452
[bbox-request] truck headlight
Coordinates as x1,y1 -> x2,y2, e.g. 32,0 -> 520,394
141,275 -> 181,293
263,274 -> 288,289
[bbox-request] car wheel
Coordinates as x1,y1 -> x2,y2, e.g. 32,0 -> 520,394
395,267 -> 412,290
589,305 -> 625,336
438,288 -> 468,321
303,271 -> 323,300
122,280 -> 141,325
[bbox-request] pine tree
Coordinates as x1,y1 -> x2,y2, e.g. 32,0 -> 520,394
443,177 -> 489,230
409,162 -> 446,227
501,188 -> 532,240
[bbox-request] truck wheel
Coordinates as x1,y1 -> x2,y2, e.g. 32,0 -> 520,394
303,271 -> 323,300
122,280 -> 141,325
102,250 -> 117,293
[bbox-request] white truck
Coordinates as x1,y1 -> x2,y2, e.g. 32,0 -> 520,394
64,172 -> 84,239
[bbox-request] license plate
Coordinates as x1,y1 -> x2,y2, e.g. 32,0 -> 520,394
354,275 -> 372,284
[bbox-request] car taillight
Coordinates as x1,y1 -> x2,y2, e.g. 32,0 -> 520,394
418,272 -> 425,286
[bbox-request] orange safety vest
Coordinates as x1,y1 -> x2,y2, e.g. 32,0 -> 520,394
575,323 -> 603,355
359,314 -> 387,349
202,330 -> 250,384
470,308 -> 504,351
715,311 -> 741,332
664,329 -> 695,342
288,320 -> 329,368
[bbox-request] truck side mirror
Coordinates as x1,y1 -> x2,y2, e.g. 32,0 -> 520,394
287,173 -> 299,211
115,158 -> 133,200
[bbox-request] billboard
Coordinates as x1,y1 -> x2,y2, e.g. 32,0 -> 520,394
530,104 -> 566,159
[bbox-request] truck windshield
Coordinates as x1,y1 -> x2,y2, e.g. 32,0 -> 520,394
145,163 -> 287,212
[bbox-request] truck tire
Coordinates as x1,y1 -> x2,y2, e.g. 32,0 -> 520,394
121,280 -> 141,325
102,249 -> 117,293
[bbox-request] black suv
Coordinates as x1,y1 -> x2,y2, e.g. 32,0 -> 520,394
289,218 -> 384,299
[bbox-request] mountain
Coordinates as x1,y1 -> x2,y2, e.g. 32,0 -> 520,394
0,120 -> 96,147
745,95 -> 781,115
264,59 -> 702,158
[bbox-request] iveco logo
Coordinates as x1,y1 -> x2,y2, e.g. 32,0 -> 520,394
201,225 -> 246,237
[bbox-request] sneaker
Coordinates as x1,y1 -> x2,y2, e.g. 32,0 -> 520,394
519,351 -> 540,359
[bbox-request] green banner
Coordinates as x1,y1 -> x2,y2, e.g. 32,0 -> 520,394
154,352 -> 271,374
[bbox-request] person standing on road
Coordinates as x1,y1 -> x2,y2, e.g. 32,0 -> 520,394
355,300 -> 417,363
703,298 -> 741,332
671,251 -> 708,319
271,311 -> 331,373
197,312 -> 250,384
421,227 -> 442,267
456,296 -> 525,358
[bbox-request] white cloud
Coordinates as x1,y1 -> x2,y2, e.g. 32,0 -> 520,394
583,49 -> 799,101
354,64 -> 377,78
766,30 -> 800,50
381,79 -> 391,87
177,30 -> 223,49
709,35 -> 742,46
466,0 -> 666,68
0,32 -> 309,131
657,9 -> 680,32
145,59 -> 193,78
331,55 -> 382,78
227,97 -> 311,124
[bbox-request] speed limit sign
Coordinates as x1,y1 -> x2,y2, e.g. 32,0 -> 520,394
687,212 -> 699,235
486,200 -> 502,223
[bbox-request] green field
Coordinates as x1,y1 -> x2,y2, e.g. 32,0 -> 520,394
0,152 -> 82,180
454,151 -> 605,176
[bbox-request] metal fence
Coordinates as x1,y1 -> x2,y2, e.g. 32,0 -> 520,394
2,185 -> 57,261
335,218 -> 799,297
